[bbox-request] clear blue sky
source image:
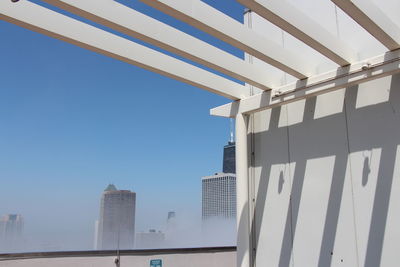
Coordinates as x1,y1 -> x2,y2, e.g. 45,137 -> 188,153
0,0 -> 245,250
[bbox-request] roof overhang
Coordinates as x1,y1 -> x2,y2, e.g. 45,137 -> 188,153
1,0 -> 399,117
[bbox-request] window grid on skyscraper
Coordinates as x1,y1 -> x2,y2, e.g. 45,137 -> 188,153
202,174 -> 236,220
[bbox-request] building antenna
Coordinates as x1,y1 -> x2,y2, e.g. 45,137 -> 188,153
229,118 -> 234,143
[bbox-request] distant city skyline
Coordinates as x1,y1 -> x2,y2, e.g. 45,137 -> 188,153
0,0 -> 244,252
0,214 -> 24,252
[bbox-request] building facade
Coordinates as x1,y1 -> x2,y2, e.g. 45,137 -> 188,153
202,173 -> 236,220
97,184 -> 136,250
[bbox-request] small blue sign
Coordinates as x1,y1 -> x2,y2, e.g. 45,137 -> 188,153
150,259 -> 162,267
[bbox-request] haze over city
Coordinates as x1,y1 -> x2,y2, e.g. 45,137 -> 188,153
0,0 -> 244,252
2,0 -> 400,266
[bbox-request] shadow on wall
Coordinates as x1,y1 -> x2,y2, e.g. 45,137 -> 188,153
249,73 -> 400,267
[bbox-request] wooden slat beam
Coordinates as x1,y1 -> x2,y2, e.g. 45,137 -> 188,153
238,0 -> 357,66
141,0 -> 315,79
332,0 -> 400,51
0,0 -> 248,100
41,0 -> 275,91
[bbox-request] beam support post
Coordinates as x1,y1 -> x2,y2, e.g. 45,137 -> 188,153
235,113 -> 251,267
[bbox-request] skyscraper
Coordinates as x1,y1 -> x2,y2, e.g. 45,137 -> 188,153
222,141 -> 236,174
97,184 -> 136,250
0,214 -> 24,251
136,229 -> 165,249
165,211 -> 177,246
167,211 -> 176,221
223,119 -> 236,174
202,130 -> 237,220
202,173 -> 236,220
93,220 -> 99,250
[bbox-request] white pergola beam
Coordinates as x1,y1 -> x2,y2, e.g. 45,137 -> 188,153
141,0 -> 315,79
332,0 -> 400,51
0,0 -> 248,100
238,0 -> 357,66
41,0 -> 274,91
211,50 -> 400,117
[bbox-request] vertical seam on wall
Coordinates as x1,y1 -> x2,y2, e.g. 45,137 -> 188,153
281,29 -> 295,267
246,10 -> 257,267
285,106 -> 295,267
337,6 -> 361,265
343,97 -> 361,267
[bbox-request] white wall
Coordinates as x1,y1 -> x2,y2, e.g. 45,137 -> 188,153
248,1 -> 400,266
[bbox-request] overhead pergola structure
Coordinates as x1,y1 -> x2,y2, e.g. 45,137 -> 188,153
1,0 -> 400,266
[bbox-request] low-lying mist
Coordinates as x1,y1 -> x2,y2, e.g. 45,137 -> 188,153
0,214 -> 236,253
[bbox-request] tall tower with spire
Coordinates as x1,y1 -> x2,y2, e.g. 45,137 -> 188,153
222,118 -> 236,174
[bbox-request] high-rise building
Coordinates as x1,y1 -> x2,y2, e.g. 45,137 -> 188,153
167,211 -> 176,221
97,184 -> 136,250
93,220 -> 99,250
222,141 -> 236,174
135,229 -> 165,249
202,173 -> 236,220
223,119 -> 236,174
165,211 -> 177,246
202,129 -> 237,220
0,214 -> 24,251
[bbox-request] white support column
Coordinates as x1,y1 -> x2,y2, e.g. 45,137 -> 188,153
235,113 -> 251,267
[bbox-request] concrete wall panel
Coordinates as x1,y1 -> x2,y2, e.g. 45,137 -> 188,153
249,1 -> 400,265
380,145 -> 400,267
251,74 -> 400,267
